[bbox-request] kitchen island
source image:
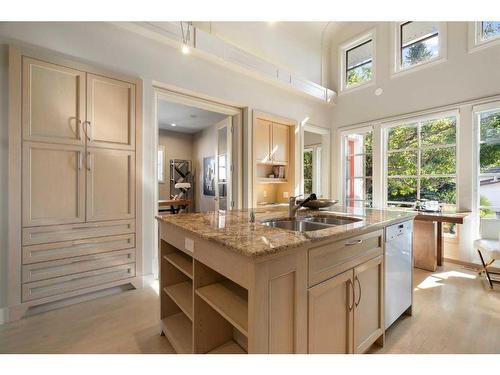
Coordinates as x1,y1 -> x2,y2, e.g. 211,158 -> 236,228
156,206 -> 416,354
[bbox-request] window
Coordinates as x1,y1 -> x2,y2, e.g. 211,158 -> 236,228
469,21 -> 500,51
158,145 -> 165,183
385,114 -> 457,209
480,21 -> 500,41
304,146 -> 322,196
304,149 -> 313,195
346,40 -> 373,87
340,30 -> 375,92
394,22 -> 446,73
475,106 -> 500,219
343,129 -> 373,207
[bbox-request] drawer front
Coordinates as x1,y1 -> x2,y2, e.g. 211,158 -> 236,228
309,230 -> 383,287
160,222 -> 194,256
22,248 -> 135,283
22,219 -> 135,246
23,233 -> 135,264
22,263 -> 135,302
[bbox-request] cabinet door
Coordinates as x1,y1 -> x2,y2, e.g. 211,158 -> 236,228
271,123 -> 289,164
254,119 -> 271,162
86,148 -> 135,222
86,74 -> 135,150
22,142 -> 85,227
353,255 -> 384,353
22,58 -> 85,145
308,269 -> 354,354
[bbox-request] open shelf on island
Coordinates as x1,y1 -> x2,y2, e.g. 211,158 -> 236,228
196,279 -> 248,337
164,281 -> 193,321
208,340 -> 247,354
164,252 -> 193,279
161,312 -> 192,354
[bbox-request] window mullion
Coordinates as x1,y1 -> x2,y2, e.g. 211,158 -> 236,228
417,122 -> 422,200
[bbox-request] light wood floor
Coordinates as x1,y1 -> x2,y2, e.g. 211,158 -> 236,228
0,284 -> 175,354
369,263 -> 500,354
1,263 -> 499,354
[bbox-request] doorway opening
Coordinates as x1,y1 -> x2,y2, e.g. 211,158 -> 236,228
301,124 -> 331,198
153,87 -> 242,276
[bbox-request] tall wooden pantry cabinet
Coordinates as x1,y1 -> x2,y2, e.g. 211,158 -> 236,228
8,46 -> 142,320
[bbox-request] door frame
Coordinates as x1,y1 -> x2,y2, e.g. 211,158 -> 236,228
215,117 -> 233,211
152,86 -> 243,277
300,123 -> 331,198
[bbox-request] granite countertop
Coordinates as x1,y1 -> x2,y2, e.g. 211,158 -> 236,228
156,206 -> 417,258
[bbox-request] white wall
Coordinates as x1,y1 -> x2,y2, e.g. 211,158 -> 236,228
329,21 -> 500,263
0,22 -> 332,311
304,131 -> 323,147
195,22 -> 328,85
158,129 -> 193,200
192,123 -> 217,212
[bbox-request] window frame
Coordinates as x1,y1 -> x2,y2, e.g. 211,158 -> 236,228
339,29 -> 376,94
392,21 -> 447,76
468,21 -> 500,53
473,101 -> 500,223
341,126 -> 374,208
382,110 -> 459,208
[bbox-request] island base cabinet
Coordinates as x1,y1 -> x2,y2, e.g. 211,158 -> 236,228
308,269 -> 354,354
308,255 -> 384,354
353,255 -> 384,354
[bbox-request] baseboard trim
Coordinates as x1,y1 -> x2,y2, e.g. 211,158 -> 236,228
444,257 -> 500,273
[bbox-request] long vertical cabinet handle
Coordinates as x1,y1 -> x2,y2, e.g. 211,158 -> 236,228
354,275 -> 362,307
78,151 -> 82,170
87,151 -> 92,171
347,279 -> 354,311
87,121 -> 92,142
76,119 -> 82,140
82,121 -> 92,142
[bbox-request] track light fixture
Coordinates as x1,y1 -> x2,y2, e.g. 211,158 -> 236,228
180,21 -> 192,54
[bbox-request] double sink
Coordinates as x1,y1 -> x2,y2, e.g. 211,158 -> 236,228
261,214 -> 363,233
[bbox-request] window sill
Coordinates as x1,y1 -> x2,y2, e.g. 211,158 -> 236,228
468,36 -> 500,54
339,80 -> 375,96
391,56 -> 447,79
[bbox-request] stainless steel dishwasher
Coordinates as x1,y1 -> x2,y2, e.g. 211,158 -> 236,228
385,220 -> 413,329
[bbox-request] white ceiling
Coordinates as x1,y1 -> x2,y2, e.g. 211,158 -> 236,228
158,99 -> 228,134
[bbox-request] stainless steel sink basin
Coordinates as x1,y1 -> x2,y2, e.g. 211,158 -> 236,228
261,218 -> 331,232
303,215 -> 363,226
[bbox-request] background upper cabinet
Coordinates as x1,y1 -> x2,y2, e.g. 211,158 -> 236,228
22,142 -> 85,227
22,58 -> 85,145
86,74 -> 136,150
254,118 -> 271,162
86,148 -> 136,222
271,123 -> 289,164
308,269 -> 353,354
254,118 -> 289,164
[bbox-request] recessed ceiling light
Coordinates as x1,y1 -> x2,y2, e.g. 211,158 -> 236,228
171,123 -> 177,127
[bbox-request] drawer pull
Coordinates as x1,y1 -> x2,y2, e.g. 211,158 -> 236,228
345,239 -> 363,246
